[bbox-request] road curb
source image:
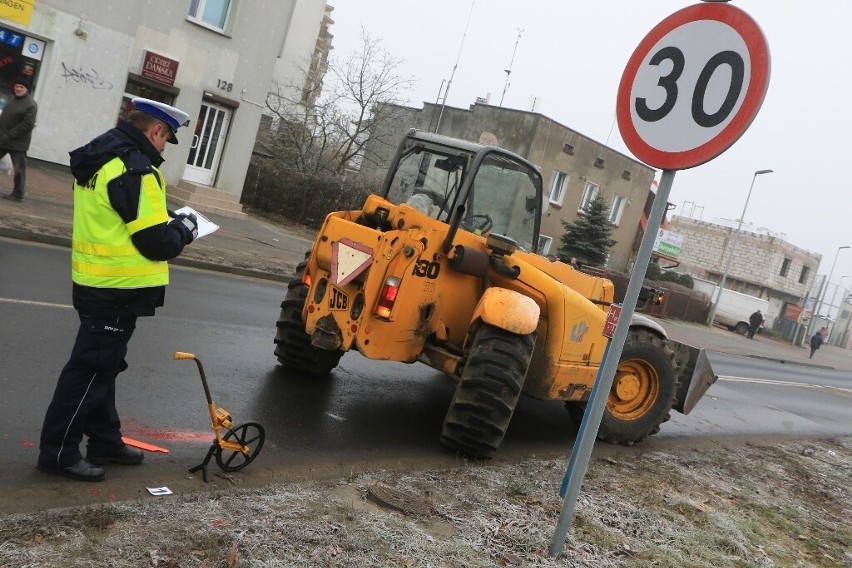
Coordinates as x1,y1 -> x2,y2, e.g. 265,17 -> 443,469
0,227 -> 291,283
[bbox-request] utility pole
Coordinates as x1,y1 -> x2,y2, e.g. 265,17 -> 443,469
499,28 -> 523,107
706,169 -> 772,327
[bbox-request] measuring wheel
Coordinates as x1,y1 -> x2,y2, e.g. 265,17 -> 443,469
215,422 -> 266,472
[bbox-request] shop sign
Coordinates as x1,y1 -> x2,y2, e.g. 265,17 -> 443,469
0,0 -> 34,27
141,50 -> 179,86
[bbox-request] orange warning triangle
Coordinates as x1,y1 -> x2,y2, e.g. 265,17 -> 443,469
331,238 -> 373,286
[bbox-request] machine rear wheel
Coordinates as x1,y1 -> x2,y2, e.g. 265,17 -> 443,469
274,260 -> 343,376
441,324 -> 535,459
566,328 -> 678,445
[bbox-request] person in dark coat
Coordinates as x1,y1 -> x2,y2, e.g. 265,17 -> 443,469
809,327 -> 826,358
0,75 -> 38,201
748,309 -> 764,339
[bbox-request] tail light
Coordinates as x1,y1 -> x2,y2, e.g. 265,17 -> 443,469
301,260 -> 312,287
374,276 -> 401,320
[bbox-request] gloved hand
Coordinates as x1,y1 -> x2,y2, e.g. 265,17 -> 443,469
169,212 -> 198,245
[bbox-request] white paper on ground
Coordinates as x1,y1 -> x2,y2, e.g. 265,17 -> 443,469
174,206 -> 219,239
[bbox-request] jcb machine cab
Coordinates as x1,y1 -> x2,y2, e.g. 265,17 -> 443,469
275,129 -> 716,458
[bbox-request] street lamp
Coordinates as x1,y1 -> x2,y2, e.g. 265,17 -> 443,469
809,245 -> 851,338
706,169 -> 773,326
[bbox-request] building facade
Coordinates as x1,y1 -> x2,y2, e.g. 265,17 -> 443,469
668,215 -> 821,327
2,0 -> 328,215
360,102 -> 656,272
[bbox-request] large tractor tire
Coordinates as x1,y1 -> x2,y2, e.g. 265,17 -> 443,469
274,261 -> 343,376
566,328 -> 678,445
441,324 -> 535,459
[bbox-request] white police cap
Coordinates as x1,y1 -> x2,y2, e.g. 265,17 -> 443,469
131,97 -> 190,144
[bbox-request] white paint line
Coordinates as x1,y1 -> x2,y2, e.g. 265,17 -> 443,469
0,297 -> 73,310
718,375 -> 852,394
325,412 -> 346,422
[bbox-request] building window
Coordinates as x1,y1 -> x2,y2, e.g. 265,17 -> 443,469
538,234 -> 553,256
548,171 -> 569,205
117,74 -> 178,125
780,257 -> 791,277
799,265 -> 810,284
578,181 -> 599,212
609,194 -> 626,225
188,0 -> 233,32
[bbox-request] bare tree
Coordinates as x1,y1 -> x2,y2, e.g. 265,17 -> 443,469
264,28 -> 412,175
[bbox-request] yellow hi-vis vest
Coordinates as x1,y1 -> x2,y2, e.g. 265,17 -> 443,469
71,156 -> 170,288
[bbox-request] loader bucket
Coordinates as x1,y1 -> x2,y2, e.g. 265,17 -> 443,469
670,342 -> 717,415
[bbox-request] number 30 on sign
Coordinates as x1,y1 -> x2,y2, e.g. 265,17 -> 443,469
616,3 -> 770,170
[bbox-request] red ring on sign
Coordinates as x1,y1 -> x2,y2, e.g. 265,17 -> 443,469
616,3 -> 770,170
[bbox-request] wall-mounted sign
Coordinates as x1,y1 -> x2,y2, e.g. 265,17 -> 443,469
23,35 -> 43,60
0,0 -> 34,27
0,27 -> 24,48
140,50 -> 179,86
653,228 -> 683,258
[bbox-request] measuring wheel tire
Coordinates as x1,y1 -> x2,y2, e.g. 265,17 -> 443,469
274,260 -> 343,376
565,329 -> 678,445
215,422 -> 266,472
441,324 -> 535,459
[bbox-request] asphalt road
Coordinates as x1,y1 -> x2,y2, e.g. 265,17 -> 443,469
2,239 -> 851,514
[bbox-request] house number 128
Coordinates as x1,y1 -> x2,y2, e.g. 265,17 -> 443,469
217,79 -> 233,92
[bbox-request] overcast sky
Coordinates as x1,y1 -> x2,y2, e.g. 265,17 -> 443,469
329,1 -> 852,295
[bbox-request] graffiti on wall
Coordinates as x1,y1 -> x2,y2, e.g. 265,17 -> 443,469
60,62 -> 113,90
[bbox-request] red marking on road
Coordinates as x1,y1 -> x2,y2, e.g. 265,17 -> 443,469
90,488 -> 101,495
19,440 -> 35,447
122,418 -> 213,444
108,493 -> 116,501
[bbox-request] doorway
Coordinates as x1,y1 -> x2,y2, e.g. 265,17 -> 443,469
183,101 -> 231,186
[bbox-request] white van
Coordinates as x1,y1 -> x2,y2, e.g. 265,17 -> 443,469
693,278 -> 770,335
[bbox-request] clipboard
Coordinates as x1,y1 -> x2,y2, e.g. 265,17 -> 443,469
173,206 -> 219,239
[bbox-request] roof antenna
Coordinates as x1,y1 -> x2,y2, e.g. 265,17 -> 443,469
435,0 -> 475,133
499,28 -> 524,107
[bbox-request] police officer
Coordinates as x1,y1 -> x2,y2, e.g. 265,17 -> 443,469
37,98 -> 198,481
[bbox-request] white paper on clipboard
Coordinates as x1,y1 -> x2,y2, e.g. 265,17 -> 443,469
173,206 -> 219,239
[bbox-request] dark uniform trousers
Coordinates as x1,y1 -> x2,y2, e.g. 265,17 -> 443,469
39,314 -> 137,467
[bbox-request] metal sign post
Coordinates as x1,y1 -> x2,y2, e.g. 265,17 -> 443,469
549,2 -> 770,558
549,170 -> 676,557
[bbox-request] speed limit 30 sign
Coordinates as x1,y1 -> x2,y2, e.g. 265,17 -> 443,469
616,3 -> 770,170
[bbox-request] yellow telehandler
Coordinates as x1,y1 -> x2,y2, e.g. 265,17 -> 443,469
275,129 -> 716,458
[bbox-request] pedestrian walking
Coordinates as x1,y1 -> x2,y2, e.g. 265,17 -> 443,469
809,327 -> 827,359
748,309 -> 764,339
37,97 -> 197,482
0,75 -> 38,202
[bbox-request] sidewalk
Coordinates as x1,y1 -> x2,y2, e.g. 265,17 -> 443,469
3,160 -> 851,372
0,159 -> 314,281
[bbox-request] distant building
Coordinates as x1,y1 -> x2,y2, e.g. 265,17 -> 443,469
266,2 -> 333,120
668,215 -> 821,326
360,101 -> 656,272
